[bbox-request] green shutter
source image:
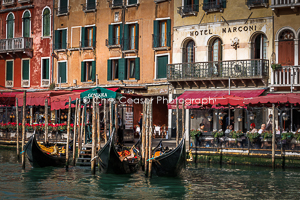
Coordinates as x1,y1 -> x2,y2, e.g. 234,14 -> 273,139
60,0 -> 68,13
153,20 -> 159,48
128,0 -> 137,4
55,30 -> 59,49
43,9 -> 50,37
81,62 -> 85,82
157,56 -> 168,79
123,24 -> 129,50
7,19 -> 13,39
108,25 -> 113,46
87,0 -> 96,9
22,60 -> 29,80
23,18 -> 30,37
62,29 -> 67,49
120,23 -> 123,44
167,19 -> 171,47
93,26 -> 96,48
222,0 -> 226,8
118,58 -> 126,80
92,61 -> 96,82
135,23 -> 139,50
135,57 -> 140,80
59,62 -> 66,83
194,0 -> 199,11
107,60 -> 112,81
81,27 -> 85,48
45,59 -> 49,79
6,61 -> 13,81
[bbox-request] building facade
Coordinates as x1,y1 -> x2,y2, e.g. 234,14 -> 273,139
0,0 -> 53,90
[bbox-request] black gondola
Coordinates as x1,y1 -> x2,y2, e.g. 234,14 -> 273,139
98,129 -> 140,174
150,137 -> 186,177
25,133 -> 66,168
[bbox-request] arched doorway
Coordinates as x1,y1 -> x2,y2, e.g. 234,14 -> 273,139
182,40 -> 195,63
252,33 -> 267,59
278,30 -> 295,66
208,37 -> 222,76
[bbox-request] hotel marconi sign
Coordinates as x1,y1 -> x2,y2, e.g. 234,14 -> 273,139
190,25 -> 257,36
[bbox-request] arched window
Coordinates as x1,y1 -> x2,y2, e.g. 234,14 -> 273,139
6,13 -> 14,39
210,38 -> 222,62
252,34 -> 267,59
208,37 -> 222,77
278,30 -> 295,66
23,11 -> 31,37
183,40 -> 195,63
43,8 -> 50,37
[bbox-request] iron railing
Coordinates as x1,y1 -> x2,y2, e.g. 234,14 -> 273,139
0,37 -> 33,52
106,37 -> 121,47
246,0 -> 268,6
167,59 -> 269,81
54,43 -> 69,50
2,0 -> 15,6
203,0 -> 226,11
18,0 -> 31,3
271,0 -> 300,6
123,36 -> 138,50
177,4 -> 199,15
152,33 -> 171,49
110,0 -> 123,7
81,2 -> 98,11
80,39 -> 95,48
56,6 -> 70,15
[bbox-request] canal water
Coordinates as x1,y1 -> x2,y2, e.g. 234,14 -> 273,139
1,147 -> 300,199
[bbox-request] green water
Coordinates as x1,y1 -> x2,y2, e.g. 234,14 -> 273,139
1,147 -> 300,199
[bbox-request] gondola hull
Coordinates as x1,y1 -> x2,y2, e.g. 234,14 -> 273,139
98,131 -> 140,174
25,134 -> 66,168
151,138 -> 186,177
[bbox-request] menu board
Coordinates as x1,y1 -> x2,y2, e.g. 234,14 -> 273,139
125,112 -> 133,130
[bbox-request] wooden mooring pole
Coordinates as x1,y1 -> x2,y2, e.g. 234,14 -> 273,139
72,99 -> 78,166
97,101 -> 101,151
182,100 -> 185,142
66,97 -> 71,170
16,98 -> 19,157
145,100 -> 150,174
141,101 -> 147,169
77,100 -> 82,158
109,101 -> 113,137
272,103 -> 276,169
21,91 -> 26,169
115,102 -> 118,143
91,97 -> 96,174
104,99 -> 107,143
176,99 -> 179,146
148,99 -> 153,178
45,99 -> 48,143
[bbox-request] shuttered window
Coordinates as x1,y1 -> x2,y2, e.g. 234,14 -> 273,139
22,60 -> 30,80
81,61 -> 96,82
128,0 -> 137,5
42,58 -> 49,79
43,8 -> 50,37
81,26 -> 96,48
58,62 -> 67,83
55,29 -> 67,49
87,0 -> 96,10
153,20 -> 171,48
6,61 -> 13,81
7,13 -> 14,39
108,58 -> 140,80
123,23 -> 138,51
156,55 -> 168,79
60,0 -> 68,14
23,11 -> 30,37
108,24 -> 122,46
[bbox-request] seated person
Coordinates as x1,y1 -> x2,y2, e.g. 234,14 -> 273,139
250,123 -> 257,133
258,124 -> 266,134
225,125 -> 233,134
119,147 -> 135,162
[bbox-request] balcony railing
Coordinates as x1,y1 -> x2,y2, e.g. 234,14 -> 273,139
0,37 -> 33,53
2,0 -> 15,6
18,0 -> 31,3
106,37 -> 121,47
167,59 -> 269,81
80,39 -> 95,48
123,36 -> 138,51
56,6 -> 70,16
177,4 -> 199,16
203,0 -> 226,12
152,33 -> 171,49
271,66 -> 300,87
54,43 -> 69,50
81,2 -> 98,12
271,0 -> 300,8
110,0 -> 123,8
246,0 -> 268,8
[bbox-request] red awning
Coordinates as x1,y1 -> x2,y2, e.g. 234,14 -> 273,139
16,91 -> 71,107
0,92 -> 23,106
168,89 -> 265,109
50,92 -> 81,110
243,93 -> 300,106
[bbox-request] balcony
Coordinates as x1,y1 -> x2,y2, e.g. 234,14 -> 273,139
80,39 -> 95,49
0,37 -> 33,58
152,33 -> 171,50
2,0 -> 15,6
177,4 -> 199,17
81,2 -> 98,12
270,66 -> 300,92
55,6 -> 70,16
54,43 -> 69,51
18,0 -> 31,4
246,0 -> 268,9
106,37 -> 121,48
109,0 -> 123,8
203,0 -> 226,13
122,36 -> 138,52
271,0 -> 300,11
167,59 -> 269,89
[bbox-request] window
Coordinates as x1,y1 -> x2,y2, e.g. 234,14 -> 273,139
123,23 -> 139,50
208,38 -> 222,76
23,11 -> 31,37
153,19 -> 171,48
203,0 -> 226,12
128,0 -> 137,5
22,60 -> 30,81
81,26 -> 96,48
278,30 -> 295,66
6,61 -> 13,81
58,62 -> 67,83
55,29 -> 67,49
183,40 -> 195,63
253,34 -> 267,59
183,0 -> 199,13
6,13 -> 14,39
156,55 -> 168,79
43,8 -> 51,37
108,24 -> 122,46
59,0 -> 68,14
86,0 -> 96,10
107,58 -> 140,80
42,58 -> 50,80
81,61 -> 96,82
113,0 -> 122,7
210,38 -> 222,62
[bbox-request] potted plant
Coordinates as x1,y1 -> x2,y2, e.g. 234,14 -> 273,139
190,129 -> 201,139
246,131 -> 260,142
229,130 -> 244,140
271,63 -> 282,71
281,132 -> 294,141
262,131 -> 273,140
212,130 -> 224,138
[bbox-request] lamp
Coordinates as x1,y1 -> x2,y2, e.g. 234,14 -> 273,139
249,112 -> 254,120
208,115 -> 213,122
9,113 -> 15,119
190,113 -> 195,119
282,113 -> 288,121
218,113 -> 224,120
26,111 -> 31,119
237,115 -> 243,122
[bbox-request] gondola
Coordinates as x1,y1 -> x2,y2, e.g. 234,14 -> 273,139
150,137 -> 186,177
98,129 -> 141,174
25,132 -> 66,168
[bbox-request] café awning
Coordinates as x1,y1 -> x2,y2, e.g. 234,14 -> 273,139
168,89 -> 265,109
0,92 -> 23,106
80,87 -> 122,100
50,92 -> 81,110
243,93 -> 300,106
